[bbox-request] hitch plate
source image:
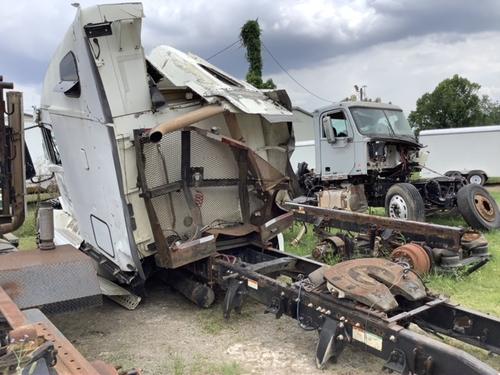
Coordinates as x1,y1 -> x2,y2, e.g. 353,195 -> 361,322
324,258 -> 426,311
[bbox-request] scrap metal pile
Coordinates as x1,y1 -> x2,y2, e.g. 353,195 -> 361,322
0,286 -> 139,375
287,201 -> 490,275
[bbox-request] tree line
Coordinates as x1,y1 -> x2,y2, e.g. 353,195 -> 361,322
408,74 -> 500,130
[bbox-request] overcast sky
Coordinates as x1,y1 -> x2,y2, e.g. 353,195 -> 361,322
2,0 -> 500,113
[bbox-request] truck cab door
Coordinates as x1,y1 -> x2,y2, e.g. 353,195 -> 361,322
318,109 -> 356,179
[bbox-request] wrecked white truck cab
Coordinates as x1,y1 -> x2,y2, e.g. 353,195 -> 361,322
35,4 -> 500,374
39,3 -> 295,284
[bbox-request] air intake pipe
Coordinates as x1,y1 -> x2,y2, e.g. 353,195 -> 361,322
149,104 -> 225,143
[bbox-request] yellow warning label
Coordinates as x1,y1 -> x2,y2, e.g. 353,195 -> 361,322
247,279 -> 258,290
352,326 -> 383,351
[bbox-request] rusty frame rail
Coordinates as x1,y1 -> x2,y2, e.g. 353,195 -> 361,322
285,201 -> 464,250
0,83 -> 26,233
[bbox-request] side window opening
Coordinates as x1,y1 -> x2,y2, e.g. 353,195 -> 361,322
56,51 -> 81,98
41,126 -> 61,165
322,111 -> 349,138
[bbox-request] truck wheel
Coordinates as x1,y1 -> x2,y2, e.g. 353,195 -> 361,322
457,184 -> 500,230
385,183 -> 425,222
467,172 -> 486,185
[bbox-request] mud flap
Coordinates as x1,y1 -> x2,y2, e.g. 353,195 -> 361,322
316,318 -> 347,369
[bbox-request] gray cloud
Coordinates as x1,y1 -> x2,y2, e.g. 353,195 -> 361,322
1,0 -> 500,111
272,32 -> 500,112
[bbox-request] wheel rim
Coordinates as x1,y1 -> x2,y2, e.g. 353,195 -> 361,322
389,195 -> 408,219
469,175 -> 482,184
473,193 -> 495,222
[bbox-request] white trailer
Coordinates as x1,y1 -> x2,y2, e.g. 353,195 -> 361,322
290,107 -> 315,170
419,125 -> 500,184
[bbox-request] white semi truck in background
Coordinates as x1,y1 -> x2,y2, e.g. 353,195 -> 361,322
291,102 -> 500,230
419,125 -> 500,184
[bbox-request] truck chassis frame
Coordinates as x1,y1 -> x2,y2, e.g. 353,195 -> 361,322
210,244 -> 500,375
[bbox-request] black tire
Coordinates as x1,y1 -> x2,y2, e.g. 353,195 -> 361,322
467,172 -> 486,185
385,183 -> 426,222
457,184 -> 500,230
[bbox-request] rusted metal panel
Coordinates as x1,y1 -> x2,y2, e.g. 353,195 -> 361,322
193,127 -> 288,192
137,125 -> 290,269
0,89 -> 25,233
286,202 -> 464,250
156,235 -> 216,269
0,286 -> 26,328
259,212 -> 294,242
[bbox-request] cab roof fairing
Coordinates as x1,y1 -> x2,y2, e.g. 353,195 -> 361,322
39,3 -> 147,124
147,46 -> 293,123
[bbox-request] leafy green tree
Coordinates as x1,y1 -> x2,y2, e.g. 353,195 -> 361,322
408,75 -> 483,130
479,95 -> 500,125
240,20 -> 276,89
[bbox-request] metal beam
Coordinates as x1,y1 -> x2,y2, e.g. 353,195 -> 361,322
285,202 -> 464,250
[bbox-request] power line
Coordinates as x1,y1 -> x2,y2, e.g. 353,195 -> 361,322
261,41 -> 333,103
206,39 -> 241,61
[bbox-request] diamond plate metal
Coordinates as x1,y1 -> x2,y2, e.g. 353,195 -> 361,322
0,245 -> 101,312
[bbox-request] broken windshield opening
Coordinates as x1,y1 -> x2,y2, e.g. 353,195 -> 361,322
350,107 -> 415,139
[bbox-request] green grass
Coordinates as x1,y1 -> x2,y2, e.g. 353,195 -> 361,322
26,192 -> 58,204
163,355 -> 243,375
487,177 -> 500,184
196,303 -> 254,335
13,204 -> 37,250
425,191 -> 500,315
282,222 -> 317,257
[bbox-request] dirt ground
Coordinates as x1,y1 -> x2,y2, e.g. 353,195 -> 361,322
50,281 -> 385,375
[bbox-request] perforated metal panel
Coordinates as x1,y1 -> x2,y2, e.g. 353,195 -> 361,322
196,186 -> 242,225
151,191 -> 192,235
139,129 -> 259,239
142,131 -> 182,189
190,131 -> 239,179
